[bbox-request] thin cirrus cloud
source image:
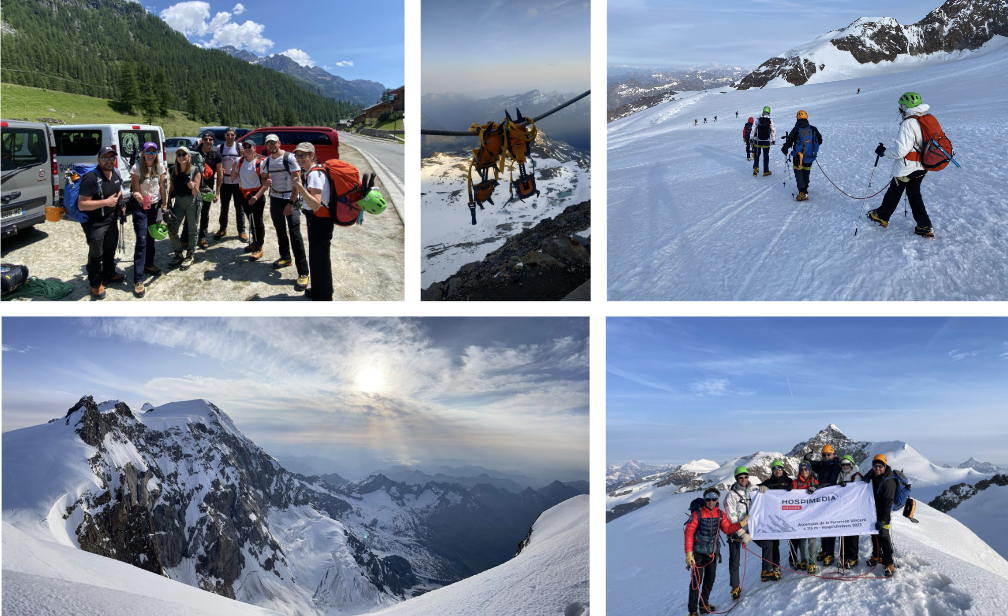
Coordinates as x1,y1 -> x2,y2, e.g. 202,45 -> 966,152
35,317 -> 590,471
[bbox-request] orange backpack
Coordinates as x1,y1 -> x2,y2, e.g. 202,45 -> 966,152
905,114 -> 956,171
307,160 -> 374,227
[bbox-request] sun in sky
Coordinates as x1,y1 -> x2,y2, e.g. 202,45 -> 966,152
355,367 -> 386,394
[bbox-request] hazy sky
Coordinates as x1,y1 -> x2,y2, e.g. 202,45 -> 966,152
2,318 -> 588,479
150,0 -> 404,89
608,318 -> 1008,467
608,0 -> 936,69
422,0 -> 591,96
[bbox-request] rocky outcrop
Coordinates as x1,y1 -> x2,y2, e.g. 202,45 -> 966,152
608,91 -> 677,122
422,201 -> 590,301
737,0 -> 1008,89
957,457 -> 1004,474
65,395 -> 136,447
929,474 -> 1008,512
787,423 -> 873,466
606,497 -> 651,523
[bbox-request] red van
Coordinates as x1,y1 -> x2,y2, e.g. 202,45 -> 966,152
241,127 -> 340,162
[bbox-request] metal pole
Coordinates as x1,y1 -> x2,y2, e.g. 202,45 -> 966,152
854,144 -> 883,237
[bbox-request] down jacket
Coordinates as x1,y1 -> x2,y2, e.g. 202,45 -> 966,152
838,461 -> 862,485
884,103 -> 930,178
723,481 -> 752,540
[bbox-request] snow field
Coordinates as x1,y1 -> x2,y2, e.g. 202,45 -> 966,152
607,37 -> 1008,300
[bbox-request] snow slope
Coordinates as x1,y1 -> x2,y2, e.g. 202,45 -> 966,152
369,495 -> 589,616
607,36 -> 1008,300
945,484 -> 1008,561
420,133 -> 590,288
1,522 -> 282,616
607,481 -> 1008,616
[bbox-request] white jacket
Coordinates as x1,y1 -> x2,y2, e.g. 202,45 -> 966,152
884,103 -> 929,179
723,481 -> 751,539
752,113 -> 776,145
838,461 -> 861,484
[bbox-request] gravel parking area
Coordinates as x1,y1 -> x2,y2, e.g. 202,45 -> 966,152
1,144 -> 404,301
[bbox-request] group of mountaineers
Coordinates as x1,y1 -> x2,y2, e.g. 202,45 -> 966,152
733,91 -> 957,239
683,444 -> 913,616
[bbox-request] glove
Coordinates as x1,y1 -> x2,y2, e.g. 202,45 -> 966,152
740,532 -> 753,544
739,515 -> 749,528
875,143 -> 886,157
786,484 -> 793,492
781,145 -> 788,155
806,486 -> 817,494
758,485 -> 768,493
686,552 -> 695,567
839,479 -> 847,488
874,521 -> 883,531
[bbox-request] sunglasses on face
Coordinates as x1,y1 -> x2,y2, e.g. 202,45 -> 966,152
242,144 -> 253,149
177,152 -> 188,158
873,463 -> 885,468
841,463 -> 852,467
294,152 -> 309,158
99,155 -> 116,161
736,475 -> 748,480
144,150 -> 157,155
203,137 -> 214,142
705,498 -> 718,502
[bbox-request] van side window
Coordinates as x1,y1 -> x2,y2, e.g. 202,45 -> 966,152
1,129 -> 47,170
278,132 -> 299,145
244,132 -> 265,146
54,130 -> 102,157
119,131 -> 161,167
300,131 -> 332,146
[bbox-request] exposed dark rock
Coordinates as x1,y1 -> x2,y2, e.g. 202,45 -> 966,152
929,473 -> 1008,512
607,497 -> 651,523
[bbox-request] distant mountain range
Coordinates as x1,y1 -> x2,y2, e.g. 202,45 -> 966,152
219,45 -> 387,107
605,64 -> 751,121
735,0 -> 1008,89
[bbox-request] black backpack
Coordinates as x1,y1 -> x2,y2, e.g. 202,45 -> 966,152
756,117 -> 772,140
1,263 -> 29,296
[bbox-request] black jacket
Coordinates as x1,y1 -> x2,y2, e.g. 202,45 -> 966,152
806,454 -> 841,486
782,119 -> 823,153
863,465 -> 897,524
764,471 -> 793,491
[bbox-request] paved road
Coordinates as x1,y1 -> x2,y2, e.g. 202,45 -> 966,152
338,133 -> 404,219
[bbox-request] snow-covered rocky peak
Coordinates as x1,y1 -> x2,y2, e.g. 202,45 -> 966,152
736,0 -> 1008,89
140,402 -> 155,412
958,457 -> 1003,473
787,423 -> 873,464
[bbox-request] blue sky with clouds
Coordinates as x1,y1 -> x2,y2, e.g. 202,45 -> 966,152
608,318 -> 1008,467
422,0 -> 591,96
2,318 -> 588,478
143,0 -> 403,88
608,0 -> 937,69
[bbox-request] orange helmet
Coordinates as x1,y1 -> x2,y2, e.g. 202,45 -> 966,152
797,110 -> 808,120
822,444 -> 834,455
873,454 -> 888,465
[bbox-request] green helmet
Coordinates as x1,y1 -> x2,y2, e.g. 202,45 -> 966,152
840,455 -> 855,465
358,189 -> 387,215
771,460 -> 784,468
734,465 -> 749,477
763,106 -> 771,115
201,190 -> 215,203
898,92 -> 922,109
148,222 -> 169,240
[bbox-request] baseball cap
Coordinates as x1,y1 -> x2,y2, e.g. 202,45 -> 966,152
98,146 -> 116,158
293,142 -> 315,154
142,141 -> 159,152
265,133 -> 280,144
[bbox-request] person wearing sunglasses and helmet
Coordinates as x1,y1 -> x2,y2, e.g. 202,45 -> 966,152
791,462 -> 820,573
804,444 -> 841,565
724,465 -> 763,600
863,453 -> 897,577
684,487 -> 747,616
128,141 -> 167,297
837,455 -> 863,569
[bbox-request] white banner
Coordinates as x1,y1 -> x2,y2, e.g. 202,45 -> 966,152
749,483 -> 878,540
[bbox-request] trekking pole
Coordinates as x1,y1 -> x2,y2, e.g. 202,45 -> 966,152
853,144 -> 883,237
904,194 -> 908,218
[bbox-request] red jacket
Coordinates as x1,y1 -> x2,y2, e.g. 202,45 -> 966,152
792,473 -> 819,490
684,503 -> 743,553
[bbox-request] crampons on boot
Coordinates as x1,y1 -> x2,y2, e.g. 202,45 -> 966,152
822,555 -> 834,566
867,209 -> 888,228
807,562 -> 817,574
868,556 -> 882,567
763,170 -> 772,177
915,225 -> 934,238
731,586 -> 741,599
884,564 -> 895,578
753,168 -> 758,177
747,155 -> 752,161
844,559 -> 859,569
798,561 -> 808,571
760,570 -> 775,582
796,191 -> 808,201
773,566 -> 781,580
699,605 -> 717,615
688,612 -> 699,616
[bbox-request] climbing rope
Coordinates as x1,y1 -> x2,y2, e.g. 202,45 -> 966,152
817,160 -> 887,200
741,537 -> 890,583
420,90 -> 591,137
690,544 -> 747,615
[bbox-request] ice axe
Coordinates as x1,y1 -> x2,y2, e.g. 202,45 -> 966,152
853,143 -> 884,237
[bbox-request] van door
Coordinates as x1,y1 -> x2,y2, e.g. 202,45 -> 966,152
1,123 -> 52,235
53,128 -> 104,177
118,128 -> 163,171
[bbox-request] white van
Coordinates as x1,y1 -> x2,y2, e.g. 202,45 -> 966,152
1,119 -> 58,237
52,124 -> 166,202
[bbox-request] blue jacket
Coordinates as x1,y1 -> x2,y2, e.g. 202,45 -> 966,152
806,454 -> 841,486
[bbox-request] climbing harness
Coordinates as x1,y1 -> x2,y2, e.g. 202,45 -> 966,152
466,121 -> 506,225
690,546 -> 747,615
503,108 -> 540,205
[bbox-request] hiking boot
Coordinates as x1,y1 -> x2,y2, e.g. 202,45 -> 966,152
798,561 -> 807,571
181,237 -> 188,248
180,251 -> 195,270
214,228 -> 226,239
914,225 -> 934,238
815,552 -> 829,563
747,155 -> 751,161
199,238 -> 209,249
731,586 -> 741,599
688,613 -> 699,616
844,559 -> 859,569
760,570 -> 774,582
699,604 -> 716,614
796,191 -> 808,201
273,257 -> 292,270
772,567 -> 781,580
823,555 -> 834,566
883,564 -> 894,578
169,251 -> 184,268
763,170 -> 772,177
867,556 -> 882,567
807,562 -> 817,574
244,243 -> 257,253
753,168 -> 758,176
867,209 -> 888,228
90,284 -> 106,300
133,281 -> 145,298
144,265 -> 161,275
104,270 -> 126,284
250,245 -> 263,261
239,232 -> 249,242
295,274 -> 309,291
